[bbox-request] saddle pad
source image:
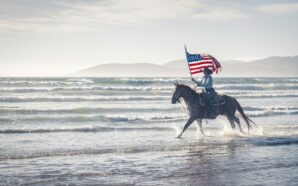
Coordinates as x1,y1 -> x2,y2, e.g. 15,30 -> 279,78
212,95 -> 225,105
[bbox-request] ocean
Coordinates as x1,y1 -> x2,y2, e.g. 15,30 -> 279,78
0,77 -> 297,185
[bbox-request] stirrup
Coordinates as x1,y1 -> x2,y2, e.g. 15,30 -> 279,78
209,115 -> 216,119
208,113 -> 216,119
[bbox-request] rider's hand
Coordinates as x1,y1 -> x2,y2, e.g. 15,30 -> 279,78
191,78 -> 195,82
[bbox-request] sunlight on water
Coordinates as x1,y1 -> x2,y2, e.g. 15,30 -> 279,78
173,125 -> 182,137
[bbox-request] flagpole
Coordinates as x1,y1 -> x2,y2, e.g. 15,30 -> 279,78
184,45 -> 193,79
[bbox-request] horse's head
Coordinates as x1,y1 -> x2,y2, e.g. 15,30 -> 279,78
171,82 -> 184,104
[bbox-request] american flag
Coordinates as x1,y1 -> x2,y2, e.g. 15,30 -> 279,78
185,48 -> 221,75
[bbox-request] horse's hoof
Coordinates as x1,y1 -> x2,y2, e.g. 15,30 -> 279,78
176,134 -> 182,138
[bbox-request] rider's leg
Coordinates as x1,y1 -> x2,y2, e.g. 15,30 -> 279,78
206,94 -> 215,117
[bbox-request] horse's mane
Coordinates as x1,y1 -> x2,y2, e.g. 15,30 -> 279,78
178,84 -> 202,96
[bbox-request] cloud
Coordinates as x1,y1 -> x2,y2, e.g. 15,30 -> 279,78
0,0 -> 249,32
192,7 -> 249,21
257,2 -> 298,14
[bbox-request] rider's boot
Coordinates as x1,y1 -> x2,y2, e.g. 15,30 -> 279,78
208,112 -> 216,119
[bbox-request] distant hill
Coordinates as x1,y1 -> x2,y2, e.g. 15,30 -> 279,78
73,63 -> 182,77
71,56 -> 298,77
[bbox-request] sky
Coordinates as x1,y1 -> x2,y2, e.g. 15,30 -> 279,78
0,0 -> 298,76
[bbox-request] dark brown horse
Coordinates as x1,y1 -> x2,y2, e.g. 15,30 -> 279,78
171,82 -> 255,138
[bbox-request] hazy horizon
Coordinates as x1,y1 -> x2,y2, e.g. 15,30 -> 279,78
1,0 -> 298,76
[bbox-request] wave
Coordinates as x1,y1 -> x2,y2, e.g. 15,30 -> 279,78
272,125 -> 298,130
232,93 -> 298,98
65,78 -> 94,84
1,108 -> 297,125
102,114 -> 186,122
0,86 -> 173,93
0,144 -> 186,161
1,105 -> 297,117
0,104 -> 297,124
215,83 -> 298,90
0,107 -> 179,115
1,78 -> 297,87
230,106 -> 298,117
0,87 -> 54,93
0,126 -> 176,134
82,110 -> 294,121
288,78 -> 298,82
119,78 -> 188,84
0,78 -> 184,87
243,106 -> 298,111
246,110 -> 298,117
252,136 -> 298,146
1,81 -> 297,95
2,135 -> 298,161
0,78 -> 94,86
2,91 -> 298,103
0,95 -> 171,102
121,78 -> 298,84
53,86 -> 171,91
0,113 -> 187,124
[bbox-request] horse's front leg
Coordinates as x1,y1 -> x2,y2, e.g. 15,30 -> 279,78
196,119 -> 205,136
177,117 -> 195,138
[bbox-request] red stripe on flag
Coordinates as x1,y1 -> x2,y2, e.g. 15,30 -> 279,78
191,70 -> 203,75
189,60 -> 213,64
190,65 -> 213,71
189,61 -> 213,67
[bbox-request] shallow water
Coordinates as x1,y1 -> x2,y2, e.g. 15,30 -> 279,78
0,77 -> 297,185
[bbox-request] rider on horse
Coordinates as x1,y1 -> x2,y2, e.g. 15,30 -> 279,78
191,68 -> 216,118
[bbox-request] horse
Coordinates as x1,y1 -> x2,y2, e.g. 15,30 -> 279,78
171,82 -> 256,138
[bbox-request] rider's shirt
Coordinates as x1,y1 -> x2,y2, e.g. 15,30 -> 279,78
200,75 -> 213,89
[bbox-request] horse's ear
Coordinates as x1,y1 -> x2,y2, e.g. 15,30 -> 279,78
174,81 -> 178,86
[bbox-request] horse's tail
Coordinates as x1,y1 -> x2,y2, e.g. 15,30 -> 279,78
235,100 -> 257,133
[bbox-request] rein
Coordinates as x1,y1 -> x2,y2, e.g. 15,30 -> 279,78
177,88 -> 205,116
198,93 -> 203,106
179,98 -> 189,117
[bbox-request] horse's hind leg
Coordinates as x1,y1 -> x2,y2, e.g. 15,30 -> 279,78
196,119 -> 205,136
234,116 -> 245,134
227,115 -> 236,130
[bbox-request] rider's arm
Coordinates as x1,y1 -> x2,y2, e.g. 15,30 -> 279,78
191,78 -> 200,86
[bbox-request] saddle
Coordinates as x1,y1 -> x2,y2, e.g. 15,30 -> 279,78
212,94 -> 225,106
200,92 -> 225,106
201,92 -> 225,119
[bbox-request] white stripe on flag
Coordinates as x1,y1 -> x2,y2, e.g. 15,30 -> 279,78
190,64 -> 214,70
188,60 -> 214,65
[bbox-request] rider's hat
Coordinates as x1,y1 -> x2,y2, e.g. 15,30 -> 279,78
204,68 -> 212,75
